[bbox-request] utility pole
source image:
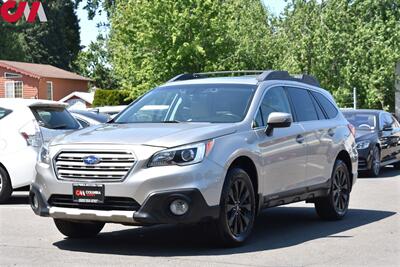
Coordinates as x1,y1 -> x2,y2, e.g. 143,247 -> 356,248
353,87 -> 357,109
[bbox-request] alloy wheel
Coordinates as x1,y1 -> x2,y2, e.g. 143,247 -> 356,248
225,179 -> 253,237
372,148 -> 381,175
332,167 -> 349,214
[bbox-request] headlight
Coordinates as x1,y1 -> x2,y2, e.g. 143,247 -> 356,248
148,140 -> 214,167
356,140 -> 370,150
38,145 -> 50,165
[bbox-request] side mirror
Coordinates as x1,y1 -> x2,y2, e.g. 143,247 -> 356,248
265,112 -> 292,136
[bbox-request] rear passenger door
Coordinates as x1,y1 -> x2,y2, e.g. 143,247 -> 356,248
286,87 -> 336,188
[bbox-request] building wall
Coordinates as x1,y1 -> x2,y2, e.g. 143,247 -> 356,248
0,67 -> 40,98
38,78 -> 89,101
0,66 -> 89,100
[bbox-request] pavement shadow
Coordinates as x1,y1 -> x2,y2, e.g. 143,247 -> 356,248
0,193 -> 29,205
53,206 -> 396,256
359,165 -> 400,179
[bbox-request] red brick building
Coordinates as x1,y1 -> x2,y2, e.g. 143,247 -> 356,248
0,60 -> 91,100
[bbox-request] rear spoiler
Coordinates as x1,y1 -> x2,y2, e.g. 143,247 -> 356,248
28,102 -> 68,109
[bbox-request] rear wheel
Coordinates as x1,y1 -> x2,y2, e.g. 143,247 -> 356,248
315,160 -> 350,220
367,146 -> 381,177
0,167 -> 12,204
54,219 -> 105,238
213,168 -> 256,247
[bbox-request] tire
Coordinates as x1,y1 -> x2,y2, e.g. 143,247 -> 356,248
367,146 -> 381,177
314,160 -> 351,220
0,167 -> 13,204
54,219 -> 105,238
213,168 -> 256,247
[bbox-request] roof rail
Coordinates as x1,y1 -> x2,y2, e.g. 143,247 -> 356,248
257,71 -> 320,87
168,70 -> 320,87
168,70 -> 264,82
292,74 -> 320,87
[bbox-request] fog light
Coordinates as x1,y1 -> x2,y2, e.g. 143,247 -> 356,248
169,199 -> 189,216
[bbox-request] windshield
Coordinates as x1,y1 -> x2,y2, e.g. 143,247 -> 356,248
343,112 -> 377,130
115,84 -> 257,123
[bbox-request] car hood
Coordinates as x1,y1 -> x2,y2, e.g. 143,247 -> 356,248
51,123 -> 238,148
355,130 -> 378,142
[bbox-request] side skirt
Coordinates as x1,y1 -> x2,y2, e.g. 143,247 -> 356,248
261,180 -> 331,209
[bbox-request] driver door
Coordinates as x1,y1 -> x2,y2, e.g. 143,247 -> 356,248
254,86 -> 307,197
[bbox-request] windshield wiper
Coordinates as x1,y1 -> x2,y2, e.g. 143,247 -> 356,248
162,120 -> 181,123
51,124 -> 68,130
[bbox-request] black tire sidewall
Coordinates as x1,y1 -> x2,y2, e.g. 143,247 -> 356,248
370,146 -> 380,177
330,160 -> 350,217
217,168 -> 256,245
0,167 -> 12,203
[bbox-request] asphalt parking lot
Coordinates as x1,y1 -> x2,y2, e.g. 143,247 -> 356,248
1,168 -> 399,267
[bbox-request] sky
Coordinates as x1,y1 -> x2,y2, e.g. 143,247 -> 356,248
77,0 -> 288,47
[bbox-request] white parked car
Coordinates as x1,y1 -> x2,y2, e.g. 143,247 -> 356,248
0,99 -> 81,203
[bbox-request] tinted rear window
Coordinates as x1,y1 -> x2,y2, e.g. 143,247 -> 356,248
311,92 -> 338,119
0,107 -> 12,120
30,107 -> 80,130
286,87 -> 318,122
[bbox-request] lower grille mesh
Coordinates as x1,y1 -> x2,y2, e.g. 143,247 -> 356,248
48,195 -> 141,211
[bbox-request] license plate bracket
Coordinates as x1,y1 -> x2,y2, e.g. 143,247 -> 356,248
73,184 -> 105,203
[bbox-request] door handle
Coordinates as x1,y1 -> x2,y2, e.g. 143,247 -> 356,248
296,134 -> 305,144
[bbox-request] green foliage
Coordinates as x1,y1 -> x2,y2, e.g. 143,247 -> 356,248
73,35 -> 119,89
0,0 -> 81,70
109,0 -> 273,98
273,0 -> 400,111
92,89 -> 132,107
0,21 -> 24,61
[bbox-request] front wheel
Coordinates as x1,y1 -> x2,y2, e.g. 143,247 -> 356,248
54,219 -> 105,238
315,160 -> 351,220
213,168 -> 256,247
367,146 -> 381,177
0,167 -> 13,204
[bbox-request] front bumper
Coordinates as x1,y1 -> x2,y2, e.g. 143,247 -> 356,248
357,148 -> 372,171
30,185 -> 219,225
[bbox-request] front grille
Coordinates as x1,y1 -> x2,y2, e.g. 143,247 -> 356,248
55,151 -> 136,181
48,195 -> 141,211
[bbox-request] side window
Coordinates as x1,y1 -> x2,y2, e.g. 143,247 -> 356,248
258,87 -> 292,125
286,87 -> 318,122
254,108 -> 263,127
310,94 -> 326,120
392,115 -> 400,128
0,107 -> 12,120
382,113 -> 394,129
311,91 -> 338,119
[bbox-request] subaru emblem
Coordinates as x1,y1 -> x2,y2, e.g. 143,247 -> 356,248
83,155 -> 101,165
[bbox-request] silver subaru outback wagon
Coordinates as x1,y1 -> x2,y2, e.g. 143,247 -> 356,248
30,70 -> 358,246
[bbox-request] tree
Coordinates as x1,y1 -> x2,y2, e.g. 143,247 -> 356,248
73,34 -> 119,89
16,0 -> 81,70
0,21 -> 24,61
272,0 -> 400,111
109,0 -> 273,98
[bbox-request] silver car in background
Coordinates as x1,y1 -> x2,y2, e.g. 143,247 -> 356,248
30,71 -> 358,246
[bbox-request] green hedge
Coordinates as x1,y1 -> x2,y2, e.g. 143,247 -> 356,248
92,89 -> 132,107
